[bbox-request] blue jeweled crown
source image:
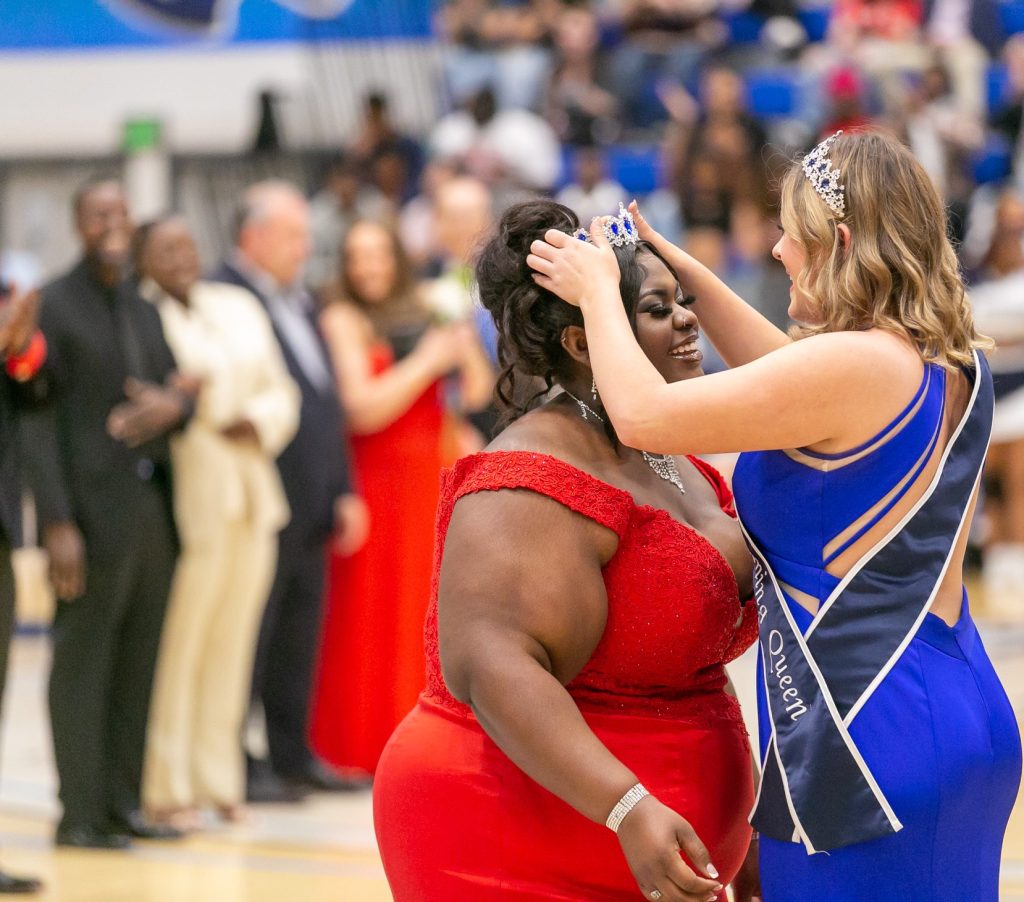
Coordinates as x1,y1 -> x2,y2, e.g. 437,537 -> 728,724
572,203 -> 639,247
802,131 -> 846,217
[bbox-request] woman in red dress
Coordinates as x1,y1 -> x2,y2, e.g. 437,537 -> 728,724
374,201 -> 760,901
311,221 -> 493,775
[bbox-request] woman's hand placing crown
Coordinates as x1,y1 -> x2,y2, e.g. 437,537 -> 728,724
527,215 -> 621,308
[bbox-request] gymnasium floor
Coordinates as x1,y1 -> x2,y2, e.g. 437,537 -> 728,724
0,612 -> 1019,901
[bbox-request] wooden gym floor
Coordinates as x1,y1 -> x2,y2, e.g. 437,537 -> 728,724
0,603 -> 1019,901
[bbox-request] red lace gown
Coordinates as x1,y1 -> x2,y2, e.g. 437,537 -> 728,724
310,344 -> 446,774
373,450 -> 758,900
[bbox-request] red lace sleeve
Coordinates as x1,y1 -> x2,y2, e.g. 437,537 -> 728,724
444,451 -> 634,539
687,456 -> 737,518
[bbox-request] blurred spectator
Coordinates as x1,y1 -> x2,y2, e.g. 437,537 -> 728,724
430,87 -> 562,193
312,220 -> 493,774
210,181 -> 370,802
924,0 -> 1003,119
828,0 -> 931,113
350,91 -> 423,201
399,159 -> 460,272
819,65 -> 874,135
437,0 -> 558,111
556,146 -> 627,224
663,66 -> 768,213
967,188 -> 1024,619
545,5 -> 619,146
425,175 -> 495,295
0,281 -> 46,894
307,155 -> 392,294
991,36 -> 1024,190
370,146 -> 416,211
610,0 -> 724,129
678,146 -> 732,273
137,216 -> 300,829
423,176 -> 501,435
899,64 -> 983,199
20,179 -> 189,849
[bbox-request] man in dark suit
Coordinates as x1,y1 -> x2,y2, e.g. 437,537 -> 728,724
210,180 -> 369,801
0,283 -> 47,894
19,179 -> 190,849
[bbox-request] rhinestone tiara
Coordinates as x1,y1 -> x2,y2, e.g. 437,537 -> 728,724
802,131 -> 846,217
573,203 -> 638,247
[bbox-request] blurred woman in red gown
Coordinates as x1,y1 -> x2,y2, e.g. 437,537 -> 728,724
373,201 -> 759,901
311,221 -> 493,775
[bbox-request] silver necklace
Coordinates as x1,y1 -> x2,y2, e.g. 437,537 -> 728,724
561,390 -> 686,495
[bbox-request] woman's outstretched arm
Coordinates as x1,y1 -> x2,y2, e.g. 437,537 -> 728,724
528,222 -> 918,456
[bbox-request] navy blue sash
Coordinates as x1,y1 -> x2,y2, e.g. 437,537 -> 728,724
740,351 -> 993,852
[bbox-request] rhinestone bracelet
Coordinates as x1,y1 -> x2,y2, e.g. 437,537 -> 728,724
605,783 -> 650,833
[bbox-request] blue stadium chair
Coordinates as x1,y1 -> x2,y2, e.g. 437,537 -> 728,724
555,145 -> 662,197
608,145 -> 661,196
723,11 -> 764,44
1000,1 -> 1024,35
972,134 -> 1013,185
798,7 -> 830,42
988,64 -> 1010,114
745,69 -> 799,118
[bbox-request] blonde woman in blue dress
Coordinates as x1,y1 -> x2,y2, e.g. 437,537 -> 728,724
528,129 -> 1022,900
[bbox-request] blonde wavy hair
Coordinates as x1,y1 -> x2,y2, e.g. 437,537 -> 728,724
780,128 -> 990,368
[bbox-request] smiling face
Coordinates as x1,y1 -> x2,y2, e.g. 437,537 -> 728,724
772,221 -> 820,324
633,250 -> 703,382
76,180 -> 132,273
139,217 -> 201,304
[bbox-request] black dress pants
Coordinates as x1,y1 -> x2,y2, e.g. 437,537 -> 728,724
49,486 -> 176,831
0,541 -> 15,723
250,524 -> 327,778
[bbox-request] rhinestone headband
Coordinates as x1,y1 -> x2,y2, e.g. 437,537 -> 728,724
573,203 -> 638,247
802,131 -> 846,217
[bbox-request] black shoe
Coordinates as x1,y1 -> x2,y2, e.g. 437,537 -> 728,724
108,811 -> 184,841
246,767 -> 308,804
281,760 -> 372,793
55,826 -> 132,850
0,871 -> 41,894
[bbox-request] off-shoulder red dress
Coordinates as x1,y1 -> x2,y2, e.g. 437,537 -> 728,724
373,451 -> 757,901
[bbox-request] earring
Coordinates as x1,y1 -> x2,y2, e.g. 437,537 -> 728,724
591,377 -> 598,403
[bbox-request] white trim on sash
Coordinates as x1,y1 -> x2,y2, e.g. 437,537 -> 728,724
737,517 -> 905,851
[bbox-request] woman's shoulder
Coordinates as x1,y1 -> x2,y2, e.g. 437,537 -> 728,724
781,328 -> 926,393
320,300 -> 374,342
485,405 -> 605,467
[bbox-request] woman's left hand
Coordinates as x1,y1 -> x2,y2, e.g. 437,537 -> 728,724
527,217 -> 620,307
730,832 -> 762,902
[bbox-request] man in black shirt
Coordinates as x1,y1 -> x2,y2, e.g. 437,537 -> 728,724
20,179 -> 190,849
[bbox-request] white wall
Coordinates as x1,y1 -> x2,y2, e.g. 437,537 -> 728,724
0,41 -> 442,157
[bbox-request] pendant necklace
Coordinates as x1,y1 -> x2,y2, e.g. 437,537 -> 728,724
562,390 -> 686,495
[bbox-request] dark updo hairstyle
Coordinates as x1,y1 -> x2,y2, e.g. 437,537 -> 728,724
476,199 -> 668,427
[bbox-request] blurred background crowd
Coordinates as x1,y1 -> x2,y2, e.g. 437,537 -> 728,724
0,0 -> 1023,883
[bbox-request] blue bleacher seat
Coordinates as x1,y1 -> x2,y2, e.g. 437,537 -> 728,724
745,69 -> 799,118
723,11 -> 764,44
798,7 -> 830,42
609,145 -> 661,196
988,64 -> 1010,114
555,145 -> 661,197
972,134 -> 1013,185
1000,1 -> 1024,35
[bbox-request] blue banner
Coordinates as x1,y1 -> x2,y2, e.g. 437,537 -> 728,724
0,0 -> 432,49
